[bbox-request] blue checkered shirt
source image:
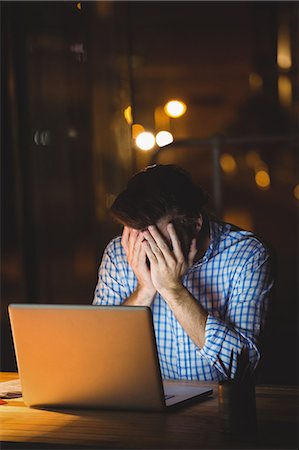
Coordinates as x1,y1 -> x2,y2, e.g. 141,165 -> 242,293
93,217 -> 273,381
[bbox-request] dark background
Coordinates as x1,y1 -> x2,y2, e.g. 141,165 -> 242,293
1,1 -> 298,384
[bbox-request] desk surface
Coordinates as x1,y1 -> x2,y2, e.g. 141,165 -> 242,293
0,372 -> 298,449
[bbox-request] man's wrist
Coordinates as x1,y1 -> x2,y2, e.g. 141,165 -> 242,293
137,283 -> 156,297
158,283 -> 186,304
125,284 -> 156,306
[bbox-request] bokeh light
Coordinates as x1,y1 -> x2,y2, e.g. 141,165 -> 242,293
293,185 -> 299,200
255,169 -> 270,189
278,75 -> 292,108
123,106 -> 133,125
132,123 -> 144,139
164,100 -> 187,118
220,153 -> 237,174
277,22 -> 292,69
249,72 -> 263,92
136,132 -> 155,151
155,131 -> 173,147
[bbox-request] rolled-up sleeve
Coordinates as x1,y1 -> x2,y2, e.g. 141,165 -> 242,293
199,246 -> 273,378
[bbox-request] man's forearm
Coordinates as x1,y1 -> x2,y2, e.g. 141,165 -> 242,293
159,285 -> 208,349
123,285 -> 156,307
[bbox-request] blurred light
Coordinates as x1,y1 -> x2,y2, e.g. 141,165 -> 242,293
249,73 -> 263,92
70,43 -> 84,54
132,123 -> 144,139
156,131 -> 173,147
164,100 -> 187,118
34,130 -> 39,145
136,132 -> 155,151
294,185 -> 299,200
76,2 -> 82,10
96,1 -> 112,17
220,153 -> 237,174
67,128 -> 78,139
2,255 -> 21,281
277,22 -> 292,70
278,75 -> 292,108
124,106 -> 133,125
154,106 -> 170,131
33,130 -> 51,146
245,150 -> 261,169
70,43 -> 87,63
255,170 -> 270,189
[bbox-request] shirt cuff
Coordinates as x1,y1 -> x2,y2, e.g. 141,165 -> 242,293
198,314 -> 260,378
198,314 -> 228,365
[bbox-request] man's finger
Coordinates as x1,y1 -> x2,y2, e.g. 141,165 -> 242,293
138,242 -> 148,266
143,229 -> 165,263
167,223 -> 184,261
121,226 -> 130,250
142,240 -> 157,264
147,225 -> 172,258
127,228 -> 139,255
131,232 -> 144,264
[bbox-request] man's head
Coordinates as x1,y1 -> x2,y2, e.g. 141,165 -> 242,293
110,164 -> 208,258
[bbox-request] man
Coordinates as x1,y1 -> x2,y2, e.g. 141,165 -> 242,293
93,164 -> 273,381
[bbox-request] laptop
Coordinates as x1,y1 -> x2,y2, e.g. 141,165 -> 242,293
8,304 -> 213,411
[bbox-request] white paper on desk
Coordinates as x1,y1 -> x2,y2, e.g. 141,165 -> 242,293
0,379 -> 22,398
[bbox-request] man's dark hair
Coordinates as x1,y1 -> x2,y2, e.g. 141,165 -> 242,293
110,164 -> 209,229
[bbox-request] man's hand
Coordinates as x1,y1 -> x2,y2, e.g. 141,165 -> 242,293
142,223 -> 207,349
121,226 -> 156,305
142,223 -> 197,295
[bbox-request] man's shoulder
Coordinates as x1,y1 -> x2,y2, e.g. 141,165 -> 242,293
105,235 -> 125,257
209,217 -> 269,257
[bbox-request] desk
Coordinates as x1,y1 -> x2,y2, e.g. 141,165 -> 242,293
0,373 -> 298,449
